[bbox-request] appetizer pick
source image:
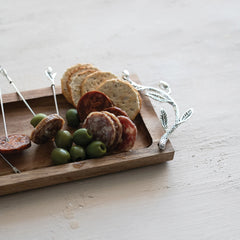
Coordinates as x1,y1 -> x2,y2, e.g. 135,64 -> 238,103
30,114 -> 64,144
1,67 -> 36,116
0,152 -> 21,174
0,88 -> 9,142
0,135 -> 31,154
1,67 -> 64,144
0,87 -> 31,155
45,67 -> 59,116
32,67 -> 65,144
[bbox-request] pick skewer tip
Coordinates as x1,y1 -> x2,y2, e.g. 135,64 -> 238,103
0,88 -> 9,141
122,70 -> 130,78
47,67 -> 53,74
13,167 -> 21,174
0,67 -> 36,116
0,153 -> 21,174
45,67 -> 59,116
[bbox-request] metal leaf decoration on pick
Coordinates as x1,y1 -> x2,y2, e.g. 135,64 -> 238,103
121,70 -> 193,150
180,108 -> 193,123
160,109 -> 168,130
146,92 -> 169,103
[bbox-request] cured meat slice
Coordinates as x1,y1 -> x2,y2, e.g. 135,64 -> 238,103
82,112 -> 116,148
104,106 -> 128,117
31,114 -> 64,144
77,91 -> 113,122
102,111 -> 122,149
117,116 -> 137,151
0,134 -> 31,154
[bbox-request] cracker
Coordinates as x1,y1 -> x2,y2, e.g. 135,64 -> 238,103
80,71 -> 117,96
97,79 -> 141,120
69,66 -> 98,84
61,63 -> 93,104
69,69 -> 98,107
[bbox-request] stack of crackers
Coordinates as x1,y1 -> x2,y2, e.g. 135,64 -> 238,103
61,64 -> 141,120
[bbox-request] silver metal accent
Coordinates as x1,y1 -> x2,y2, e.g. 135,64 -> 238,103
0,67 -> 36,116
45,67 -> 59,116
160,109 -> 168,130
0,88 -> 9,142
0,152 -> 21,174
122,70 -> 193,150
159,81 -> 171,94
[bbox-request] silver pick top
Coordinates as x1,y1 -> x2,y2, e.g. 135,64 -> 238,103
45,66 -> 59,116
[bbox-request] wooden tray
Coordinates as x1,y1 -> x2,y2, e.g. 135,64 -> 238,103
0,75 -> 174,196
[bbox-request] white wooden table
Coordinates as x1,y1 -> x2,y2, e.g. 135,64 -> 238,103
1,0 -> 240,239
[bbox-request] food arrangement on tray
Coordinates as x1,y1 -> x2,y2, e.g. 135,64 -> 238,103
0,64 -> 142,167
0,63 -> 192,195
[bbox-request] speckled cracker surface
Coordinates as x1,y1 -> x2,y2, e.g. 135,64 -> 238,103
80,71 -> 117,96
69,69 -> 98,107
97,79 -> 141,120
61,63 -> 93,104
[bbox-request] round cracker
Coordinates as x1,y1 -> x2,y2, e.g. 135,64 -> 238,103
97,79 -> 141,120
80,71 -> 117,96
61,63 -> 93,104
69,69 -> 98,107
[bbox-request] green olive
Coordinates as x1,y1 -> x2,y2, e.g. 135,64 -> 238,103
51,148 -> 71,165
70,145 -> 86,161
55,130 -> 73,149
86,141 -> 107,158
73,128 -> 93,146
30,113 -> 47,127
66,109 -> 80,128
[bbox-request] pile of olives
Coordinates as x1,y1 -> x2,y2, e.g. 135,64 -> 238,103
51,109 -> 107,165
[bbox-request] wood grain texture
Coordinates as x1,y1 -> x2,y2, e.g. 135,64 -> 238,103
1,0 -> 240,239
1,86 -> 62,104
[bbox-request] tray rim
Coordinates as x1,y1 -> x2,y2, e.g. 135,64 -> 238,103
0,75 -> 174,196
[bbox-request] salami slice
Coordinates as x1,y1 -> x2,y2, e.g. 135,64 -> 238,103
117,116 -> 137,151
0,134 -> 31,154
82,112 -> 116,148
104,106 -> 128,117
31,114 -> 64,144
102,111 -> 122,149
77,91 -> 113,122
